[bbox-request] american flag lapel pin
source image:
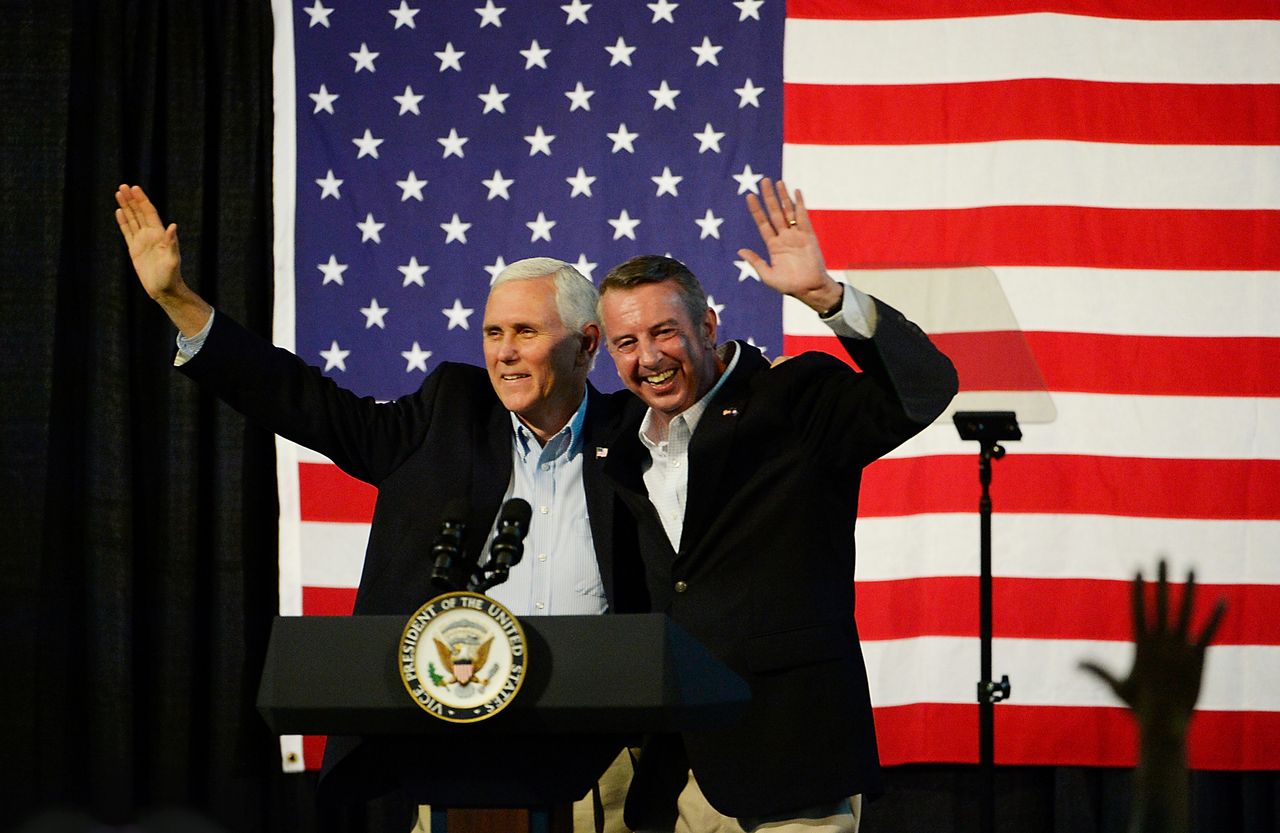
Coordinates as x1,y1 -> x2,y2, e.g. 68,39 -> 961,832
722,408 -> 739,416
595,447 -> 608,458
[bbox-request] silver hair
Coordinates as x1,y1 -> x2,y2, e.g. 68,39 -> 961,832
490,257 -> 600,367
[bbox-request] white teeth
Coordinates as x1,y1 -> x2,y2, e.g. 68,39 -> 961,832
645,369 -> 675,384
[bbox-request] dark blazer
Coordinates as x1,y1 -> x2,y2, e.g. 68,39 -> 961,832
605,298 -> 959,825
178,313 -> 646,797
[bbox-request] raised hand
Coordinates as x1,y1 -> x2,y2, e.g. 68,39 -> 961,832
1081,560 -> 1227,734
738,178 -> 842,315
114,184 -> 211,336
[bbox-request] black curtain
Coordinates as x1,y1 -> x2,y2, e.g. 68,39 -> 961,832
1,2 -> 1276,832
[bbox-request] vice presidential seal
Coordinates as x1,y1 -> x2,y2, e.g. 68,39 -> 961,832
398,591 -> 527,723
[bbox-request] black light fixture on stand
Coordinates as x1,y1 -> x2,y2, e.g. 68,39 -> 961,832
954,410 -> 1021,833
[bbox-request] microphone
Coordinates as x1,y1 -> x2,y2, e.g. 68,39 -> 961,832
483,498 -> 533,590
429,498 -> 470,593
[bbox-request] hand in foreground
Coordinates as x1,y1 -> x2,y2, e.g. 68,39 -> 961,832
114,184 -> 211,336
738,178 -> 842,315
1080,560 -> 1226,735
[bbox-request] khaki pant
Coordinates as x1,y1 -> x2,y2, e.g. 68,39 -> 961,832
665,770 -> 861,833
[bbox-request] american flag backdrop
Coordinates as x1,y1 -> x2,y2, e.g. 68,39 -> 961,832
269,0 -> 1280,772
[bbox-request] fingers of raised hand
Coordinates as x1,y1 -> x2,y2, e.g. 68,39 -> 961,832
1195,598 -> 1228,650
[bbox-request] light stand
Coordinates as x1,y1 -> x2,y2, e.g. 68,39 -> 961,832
954,411 -> 1021,833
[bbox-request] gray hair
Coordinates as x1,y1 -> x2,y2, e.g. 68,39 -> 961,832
491,257 -> 600,366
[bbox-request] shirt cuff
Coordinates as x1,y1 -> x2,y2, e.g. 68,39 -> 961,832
174,310 -> 215,367
821,283 -> 878,340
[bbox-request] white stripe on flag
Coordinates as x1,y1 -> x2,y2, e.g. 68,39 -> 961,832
783,271 -> 1280,337
782,142 -> 1280,210
300,521 -> 371,587
884,393 -> 1280,460
784,15 -> 1280,85
863,637 -> 1280,710
854,514 -> 1280,584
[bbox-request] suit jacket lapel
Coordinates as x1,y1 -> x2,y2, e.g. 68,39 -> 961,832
581,385 -> 618,606
469,400 -> 514,556
679,342 -> 766,556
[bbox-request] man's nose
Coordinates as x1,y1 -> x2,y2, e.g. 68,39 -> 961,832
637,338 -> 661,366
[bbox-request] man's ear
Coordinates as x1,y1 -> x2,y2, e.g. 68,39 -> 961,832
578,323 -> 601,365
702,306 -> 718,348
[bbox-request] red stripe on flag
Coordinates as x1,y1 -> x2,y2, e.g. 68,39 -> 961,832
858,455 -> 1280,520
856,577 -> 1274,644
296,455 -> 1280,524
783,332 -> 1280,398
302,586 -> 357,616
807,207 -> 1280,271
787,0 -> 1280,20
786,81 -> 1280,146
873,703 -> 1280,769
299,462 -> 375,523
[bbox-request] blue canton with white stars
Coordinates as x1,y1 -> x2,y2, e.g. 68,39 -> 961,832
292,0 -> 783,399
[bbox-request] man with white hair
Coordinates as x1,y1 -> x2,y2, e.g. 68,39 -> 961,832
114,184 -> 644,828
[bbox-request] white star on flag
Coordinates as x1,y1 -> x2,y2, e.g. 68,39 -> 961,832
609,210 -> 640,240
566,167 -> 596,198
478,84 -> 510,114
389,1 -> 419,29
317,256 -> 347,286
484,256 -> 508,284
353,130 -> 383,159
649,80 -> 680,111
524,126 -> 555,156
320,341 -> 350,371
438,128 -> 468,158
309,84 -> 338,114
526,211 -> 556,242
349,43 -> 379,73
440,214 -> 472,244
521,40 -> 550,69
605,36 -> 635,66
573,254 -> 597,281
565,82 -> 594,112
302,0 -> 332,28
401,342 -> 432,372
434,42 -> 464,72
647,0 -> 677,23
691,37 -> 723,66
652,167 -> 683,197
733,164 -> 764,195
394,86 -> 423,115
396,171 -> 427,201
695,209 -> 723,239
475,1 -> 506,28
561,0 -> 591,24
441,299 -> 475,330
315,170 -> 343,199
735,78 -> 764,108
482,170 -> 514,200
357,213 -> 386,243
694,123 -> 724,153
734,0 -> 763,21
398,257 -> 429,287
361,298 -> 389,329
608,123 -> 638,153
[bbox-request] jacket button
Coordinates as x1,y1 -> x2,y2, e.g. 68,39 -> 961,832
674,581 -> 688,593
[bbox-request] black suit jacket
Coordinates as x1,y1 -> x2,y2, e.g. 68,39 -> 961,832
179,313 -> 646,797
605,298 -> 958,825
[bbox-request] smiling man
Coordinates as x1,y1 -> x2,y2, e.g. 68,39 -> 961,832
114,184 -> 645,825
597,179 -> 959,833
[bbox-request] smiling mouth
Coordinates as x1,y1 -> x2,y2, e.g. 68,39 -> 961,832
644,369 -> 675,385
501,373 -> 531,381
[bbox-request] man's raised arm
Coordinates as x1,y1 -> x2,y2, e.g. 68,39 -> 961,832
114,184 -> 212,338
